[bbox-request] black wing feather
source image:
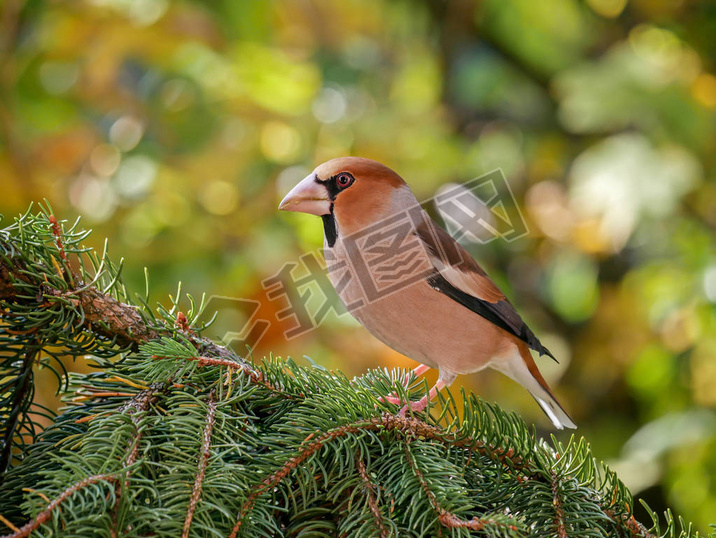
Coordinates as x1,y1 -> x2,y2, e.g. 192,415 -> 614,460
426,272 -> 557,361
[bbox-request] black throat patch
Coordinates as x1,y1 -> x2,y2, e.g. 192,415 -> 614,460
321,210 -> 337,248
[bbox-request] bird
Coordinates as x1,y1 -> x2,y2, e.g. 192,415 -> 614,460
279,157 -> 576,429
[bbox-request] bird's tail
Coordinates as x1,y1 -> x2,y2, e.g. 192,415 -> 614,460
529,385 -> 577,430
494,344 -> 576,430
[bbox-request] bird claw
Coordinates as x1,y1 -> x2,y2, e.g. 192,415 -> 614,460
376,393 -> 429,416
398,397 -> 428,417
376,366 -> 433,414
376,393 -> 403,406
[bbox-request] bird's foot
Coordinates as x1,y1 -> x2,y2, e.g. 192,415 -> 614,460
376,364 -> 434,411
376,393 -> 428,416
399,396 -> 428,417
376,393 -> 403,406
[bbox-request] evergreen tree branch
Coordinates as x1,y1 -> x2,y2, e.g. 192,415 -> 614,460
551,469 -> 568,538
229,418 -> 381,537
0,353 -> 706,538
1,474 -> 118,538
0,341 -> 37,473
182,392 -> 217,538
606,510 -> 660,538
151,352 -> 299,399
0,206 -> 711,537
402,440 -> 519,534
109,383 -> 161,534
0,208 -> 238,475
0,225 -> 156,349
229,412 -> 551,536
47,285 -> 158,348
354,454 -> 389,538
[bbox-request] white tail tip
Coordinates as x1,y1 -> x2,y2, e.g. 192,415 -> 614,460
533,395 -> 577,430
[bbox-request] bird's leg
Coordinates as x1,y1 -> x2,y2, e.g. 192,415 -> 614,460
399,378 -> 446,416
404,363 -> 430,385
378,364 -> 431,405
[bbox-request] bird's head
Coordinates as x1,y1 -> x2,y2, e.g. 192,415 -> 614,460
279,157 -> 411,240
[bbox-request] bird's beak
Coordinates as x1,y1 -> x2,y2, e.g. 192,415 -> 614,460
279,173 -> 331,216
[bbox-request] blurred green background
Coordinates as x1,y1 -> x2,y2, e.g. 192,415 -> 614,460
1,0 -> 715,531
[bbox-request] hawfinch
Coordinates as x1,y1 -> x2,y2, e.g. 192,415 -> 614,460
279,157 -> 576,429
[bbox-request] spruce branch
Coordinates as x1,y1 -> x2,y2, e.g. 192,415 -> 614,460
3,474 -> 118,538
0,342 -> 37,474
402,440 -> 518,535
44,285 -> 159,348
551,469 -> 568,538
354,454 -> 390,538
0,205 -> 712,537
149,351 -> 299,398
182,392 -> 217,538
0,207 -> 238,475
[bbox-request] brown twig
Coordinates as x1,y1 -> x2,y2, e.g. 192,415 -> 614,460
402,442 -> 440,514
0,474 -> 118,538
151,354 -> 299,399
550,469 -> 568,538
228,414 -> 528,537
118,383 -> 162,416
605,510 -> 659,538
110,385 -> 160,534
0,249 -> 160,349
228,421 -> 368,537
182,395 -> 217,538
1,246 -> 240,363
58,286 -> 159,348
403,442 -> 519,533
355,455 -> 388,538
47,216 -> 67,262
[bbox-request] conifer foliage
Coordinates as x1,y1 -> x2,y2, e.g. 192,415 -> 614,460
0,206 -> 710,537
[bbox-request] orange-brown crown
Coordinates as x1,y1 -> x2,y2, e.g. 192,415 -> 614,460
313,157 -> 408,235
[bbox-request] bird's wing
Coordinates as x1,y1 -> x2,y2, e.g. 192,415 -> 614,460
415,216 -> 556,361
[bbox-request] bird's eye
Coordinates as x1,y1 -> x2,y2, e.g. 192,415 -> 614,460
336,173 -> 354,189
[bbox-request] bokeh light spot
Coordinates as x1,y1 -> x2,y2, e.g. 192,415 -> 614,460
276,166 -> 310,199
690,340 -> 716,406
109,116 -> 144,152
691,73 -> 716,109
629,24 -> 682,67
39,62 -> 79,95
627,344 -> 673,395
90,144 -> 121,177
659,308 -> 699,352
525,180 -> 574,242
112,155 -> 157,199
569,134 -> 700,250
586,0 -> 627,18
545,250 -> 600,322
200,181 -> 239,216
161,79 -> 196,112
703,265 -> 716,302
69,175 -> 118,222
127,0 -> 168,26
312,87 -> 347,124
260,121 -> 301,163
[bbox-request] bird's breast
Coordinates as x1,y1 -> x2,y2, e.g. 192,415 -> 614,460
324,236 -> 515,374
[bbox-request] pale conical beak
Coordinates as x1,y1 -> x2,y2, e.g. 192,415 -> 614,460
279,173 -> 331,216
